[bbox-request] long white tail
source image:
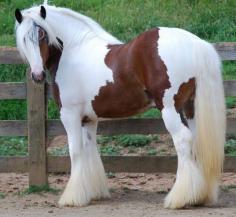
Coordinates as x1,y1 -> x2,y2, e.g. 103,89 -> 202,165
194,40 -> 226,203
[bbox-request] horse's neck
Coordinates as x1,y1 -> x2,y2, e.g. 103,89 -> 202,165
46,9 -> 121,48
46,43 -> 63,76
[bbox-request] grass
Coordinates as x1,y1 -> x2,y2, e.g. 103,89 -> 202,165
1,0 -> 236,45
225,139 -> 236,156
221,184 -> 236,192
47,146 -> 69,156
226,97 -> 236,109
19,184 -> 61,195
116,135 -> 152,147
0,137 -> 27,156
99,145 -> 120,155
147,148 -> 157,156
0,192 -> 5,199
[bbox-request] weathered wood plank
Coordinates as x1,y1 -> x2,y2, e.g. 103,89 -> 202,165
0,43 -> 236,64
46,81 -> 236,97
0,156 -> 28,173
0,120 -> 27,136
27,70 -> 47,186
226,118 -> 236,135
0,118 -> 235,136
224,80 -> 236,96
214,42 -> 236,61
0,80 -> 235,100
46,119 -> 167,136
98,119 -> 167,135
0,47 -> 24,64
1,156 -> 235,173
46,155 -> 236,173
0,82 -> 26,99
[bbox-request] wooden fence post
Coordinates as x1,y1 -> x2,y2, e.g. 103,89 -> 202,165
27,69 -> 47,186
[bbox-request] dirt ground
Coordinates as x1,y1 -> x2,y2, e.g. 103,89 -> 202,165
0,172 -> 236,217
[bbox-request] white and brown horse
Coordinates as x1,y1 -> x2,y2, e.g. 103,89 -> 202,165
15,2 -> 226,209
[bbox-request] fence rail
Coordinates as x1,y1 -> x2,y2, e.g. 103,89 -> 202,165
1,156 -> 236,173
0,43 -> 236,186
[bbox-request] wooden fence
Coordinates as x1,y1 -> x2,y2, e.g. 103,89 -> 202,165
0,43 -> 236,186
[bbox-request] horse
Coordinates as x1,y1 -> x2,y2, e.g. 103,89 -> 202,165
14,2 -> 226,209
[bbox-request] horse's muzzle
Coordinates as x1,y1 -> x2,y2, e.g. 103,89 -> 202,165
31,71 -> 46,83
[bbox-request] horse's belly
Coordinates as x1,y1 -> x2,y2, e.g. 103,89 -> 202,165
91,85 -> 152,118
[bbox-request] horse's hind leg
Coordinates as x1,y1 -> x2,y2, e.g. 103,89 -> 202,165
161,103 -> 207,209
58,106 -> 109,207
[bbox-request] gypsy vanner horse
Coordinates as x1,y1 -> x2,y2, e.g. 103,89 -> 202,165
14,2 -> 225,209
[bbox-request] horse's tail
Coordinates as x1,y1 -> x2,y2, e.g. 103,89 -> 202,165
194,40 -> 226,203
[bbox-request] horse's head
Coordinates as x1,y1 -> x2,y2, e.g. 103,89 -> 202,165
15,6 -> 60,83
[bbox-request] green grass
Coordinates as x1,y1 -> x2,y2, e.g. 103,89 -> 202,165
226,97 -> 236,109
0,192 -> 5,199
221,184 -> 236,192
19,184 -> 61,195
0,137 -> 27,156
134,108 -> 162,119
99,145 -> 120,155
225,139 -> 236,156
116,134 -> 152,147
1,0 -> 236,45
47,146 -> 69,156
147,148 -> 157,156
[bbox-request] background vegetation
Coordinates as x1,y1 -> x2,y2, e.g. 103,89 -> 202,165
0,0 -> 235,156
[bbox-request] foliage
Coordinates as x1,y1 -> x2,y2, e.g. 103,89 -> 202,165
99,145 -> 120,155
19,184 -> 61,195
97,136 -> 114,145
0,192 -> 5,199
147,148 -> 157,156
1,0 -> 236,45
0,137 -> 27,156
47,146 -> 69,156
134,108 -> 162,119
225,139 -> 236,156
226,97 -> 236,109
116,134 -> 152,147
47,100 -> 60,119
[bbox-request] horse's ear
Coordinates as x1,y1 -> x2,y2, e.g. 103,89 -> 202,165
40,6 -> 46,19
15,8 -> 23,24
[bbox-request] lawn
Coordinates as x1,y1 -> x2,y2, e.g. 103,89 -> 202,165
0,0 -> 235,156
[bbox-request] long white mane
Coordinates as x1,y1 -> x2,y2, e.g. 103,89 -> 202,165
45,5 -> 121,44
15,1 -> 121,60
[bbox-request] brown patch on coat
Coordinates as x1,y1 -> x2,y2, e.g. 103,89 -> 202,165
92,28 -> 171,118
174,78 -> 196,125
39,37 -> 63,108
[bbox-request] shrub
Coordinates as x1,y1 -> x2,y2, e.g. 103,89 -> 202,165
116,135 -> 151,147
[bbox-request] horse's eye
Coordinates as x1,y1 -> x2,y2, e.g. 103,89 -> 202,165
38,28 -> 45,41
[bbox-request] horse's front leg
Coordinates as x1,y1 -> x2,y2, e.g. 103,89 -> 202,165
58,106 -> 109,207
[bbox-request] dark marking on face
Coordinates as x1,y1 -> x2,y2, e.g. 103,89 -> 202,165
39,34 -> 63,108
174,78 -> 196,126
92,28 -> 171,118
